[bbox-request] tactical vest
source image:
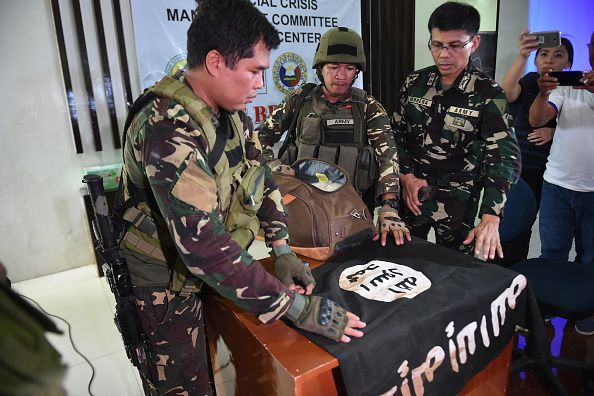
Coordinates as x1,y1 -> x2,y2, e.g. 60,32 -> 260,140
120,76 -> 266,292
289,86 -> 376,194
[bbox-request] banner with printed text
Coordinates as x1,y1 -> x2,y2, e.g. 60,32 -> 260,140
130,0 -> 361,124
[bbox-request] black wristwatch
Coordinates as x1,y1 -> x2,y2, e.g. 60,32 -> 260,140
380,198 -> 399,210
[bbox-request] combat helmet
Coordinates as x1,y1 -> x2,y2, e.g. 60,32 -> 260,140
313,27 -> 366,72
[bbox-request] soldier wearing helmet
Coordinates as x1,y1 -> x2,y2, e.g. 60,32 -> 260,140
258,27 -> 410,246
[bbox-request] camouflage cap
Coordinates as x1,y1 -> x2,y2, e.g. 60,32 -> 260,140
313,27 -> 366,72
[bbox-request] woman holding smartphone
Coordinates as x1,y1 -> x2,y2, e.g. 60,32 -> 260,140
499,31 -> 574,265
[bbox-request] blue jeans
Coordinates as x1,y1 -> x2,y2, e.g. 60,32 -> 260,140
539,180 -> 594,265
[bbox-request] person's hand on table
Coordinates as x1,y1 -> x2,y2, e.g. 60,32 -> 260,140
274,250 -> 315,295
341,311 -> 366,342
286,294 -> 366,342
373,207 -> 411,246
463,213 -> 503,260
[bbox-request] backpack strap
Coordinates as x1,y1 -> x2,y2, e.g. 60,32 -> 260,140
209,112 -> 229,171
122,91 -> 156,140
113,91 -> 156,221
278,83 -> 317,160
350,87 -> 368,146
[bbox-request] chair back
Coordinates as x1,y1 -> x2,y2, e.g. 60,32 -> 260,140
499,178 -> 537,242
511,258 -> 594,319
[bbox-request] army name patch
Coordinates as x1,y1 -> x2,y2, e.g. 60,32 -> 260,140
408,96 -> 432,107
327,119 -> 354,126
447,106 -> 479,118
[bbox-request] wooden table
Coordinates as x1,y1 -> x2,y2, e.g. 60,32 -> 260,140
204,256 -> 512,395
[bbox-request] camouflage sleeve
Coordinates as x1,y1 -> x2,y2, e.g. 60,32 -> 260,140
478,88 -> 521,217
365,95 -> 400,201
139,101 -> 293,324
256,92 -> 300,158
242,112 -> 290,245
391,76 -> 415,175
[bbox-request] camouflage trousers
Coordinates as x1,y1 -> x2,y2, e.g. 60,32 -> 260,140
402,191 -> 481,255
132,286 -> 214,396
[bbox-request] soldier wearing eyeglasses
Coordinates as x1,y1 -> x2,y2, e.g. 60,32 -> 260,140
391,2 -> 520,260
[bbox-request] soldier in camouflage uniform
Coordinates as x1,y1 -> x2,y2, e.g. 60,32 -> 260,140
258,27 -> 410,246
392,2 -> 520,259
118,1 -> 365,395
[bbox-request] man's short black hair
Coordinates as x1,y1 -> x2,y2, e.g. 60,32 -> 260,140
428,2 -> 480,37
187,0 -> 280,70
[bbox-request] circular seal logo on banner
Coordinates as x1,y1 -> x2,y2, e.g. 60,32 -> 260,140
339,260 -> 432,302
272,52 -> 307,95
165,53 -> 187,76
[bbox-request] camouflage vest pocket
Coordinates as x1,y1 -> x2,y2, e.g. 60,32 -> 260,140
225,165 -> 266,249
442,111 -> 480,154
170,160 -> 217,213
300,116 -> 322,145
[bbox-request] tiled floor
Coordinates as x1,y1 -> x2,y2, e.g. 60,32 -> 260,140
13,265 -> 143,395
11,220 -> 589,396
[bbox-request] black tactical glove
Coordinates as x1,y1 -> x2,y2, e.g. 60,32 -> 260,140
285,293 -> 349,341
273,249 -> 315,289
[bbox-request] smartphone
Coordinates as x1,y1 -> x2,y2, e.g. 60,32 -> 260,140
549,71 -> 584,86
529,30 -> 561,48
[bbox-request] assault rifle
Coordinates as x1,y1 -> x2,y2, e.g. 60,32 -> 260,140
83,174 -> 152,371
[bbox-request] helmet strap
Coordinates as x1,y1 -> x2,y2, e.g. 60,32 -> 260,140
350,70 -> 360,87
316,66 -> 324,85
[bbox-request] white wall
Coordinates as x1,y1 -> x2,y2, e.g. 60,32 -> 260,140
0,0 -> 137,282
495,0 -> 530,83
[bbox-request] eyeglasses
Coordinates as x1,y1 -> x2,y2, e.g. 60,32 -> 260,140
588,43 -> 593,50
428,36 -> 474,53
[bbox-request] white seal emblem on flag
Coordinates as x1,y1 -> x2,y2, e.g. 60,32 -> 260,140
339,260 -> 431,302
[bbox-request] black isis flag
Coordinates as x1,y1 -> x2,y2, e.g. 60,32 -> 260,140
296,238 -> 547,396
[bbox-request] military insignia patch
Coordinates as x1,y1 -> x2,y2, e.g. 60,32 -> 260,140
272,52 -> 308,95
453,116 -> 466,128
